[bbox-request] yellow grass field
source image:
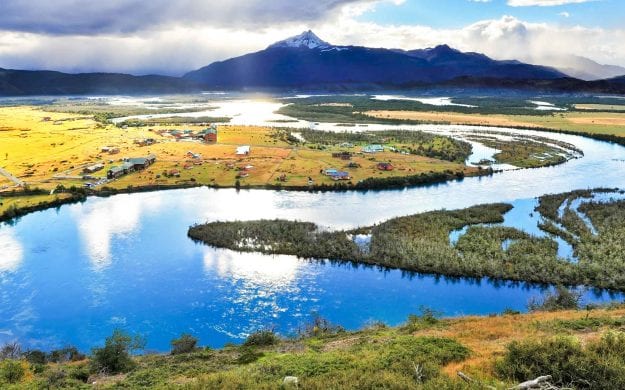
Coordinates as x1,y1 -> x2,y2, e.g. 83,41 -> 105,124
0,106 -> 476,200
366,109 -> 625,137
417,307 -> 625,377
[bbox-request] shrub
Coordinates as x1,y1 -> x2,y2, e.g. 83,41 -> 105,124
48,346 -> 85,363
0,341 -> 21,360
0,359 -> 25,384
402,307 -> 441,333
495,333 -> 625,389
170,334 -> 198,355
91,330 -> 145,374
243,330 -> 279,347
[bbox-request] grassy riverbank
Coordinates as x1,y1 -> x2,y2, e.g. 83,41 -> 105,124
3,304 -> 625,389
189,189 -> 625,290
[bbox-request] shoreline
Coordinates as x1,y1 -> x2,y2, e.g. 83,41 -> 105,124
0,168 -> 494,224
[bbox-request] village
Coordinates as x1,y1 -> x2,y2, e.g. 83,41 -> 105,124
0,106 -> 477,200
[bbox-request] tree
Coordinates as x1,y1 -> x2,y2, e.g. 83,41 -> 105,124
170,334 -> 198,355
91,330 -> 145,374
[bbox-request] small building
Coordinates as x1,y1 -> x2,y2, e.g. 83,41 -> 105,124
107,166 -> 125,179
330,171 -> 351,181
83,163 -> 104,174
166,169 -> 180,178
362,144 -> 384,154
339,142 -> 354,148
236,145 -> 251,156
125,154 -> 156,171
377,162 -> 394,171
101,146 -> 120,155
197,125 -> 218,143
332,151 -> 352,160
134,138 -> 156,147
324,168 -> 350,181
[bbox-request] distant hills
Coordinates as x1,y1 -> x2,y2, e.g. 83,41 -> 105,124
0,30 -> 624,96
183,31 -> 566,89
0,68 -> 197,96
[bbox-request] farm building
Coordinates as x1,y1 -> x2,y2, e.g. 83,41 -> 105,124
197,126 -> 218,143
126,154 -> 156,170
377,162 -> 394,171
362,144 -> 384,153
107,166 -> 125,179
332,151 -> 352,160
236,145 -> 251,156
83,163 -> 104,174
324,169 -> 351,181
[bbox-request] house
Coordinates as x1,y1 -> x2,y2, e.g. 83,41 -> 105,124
339,142 -> 354,148
362,144 -> 384,154
166,169 -> 180,177
236,145 -> 251,156
332,151 -> 352,160
134,138 -> 156,147
83,163 -> 104,174
324,168 -> 351,181
330,171 -> 351,181
107,166 -> 125,179
377,162 -> 394,171
125,154 -> 156,171
197,125 -> 218,143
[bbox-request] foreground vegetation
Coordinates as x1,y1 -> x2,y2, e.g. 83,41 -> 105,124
4,300 -> 625,389
190,189 -> 625,290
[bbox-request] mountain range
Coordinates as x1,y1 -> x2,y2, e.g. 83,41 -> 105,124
183,31 -> 566,89
0,30 -> 624,96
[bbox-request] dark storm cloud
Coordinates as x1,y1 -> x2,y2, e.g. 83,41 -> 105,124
0,0 -> 367,35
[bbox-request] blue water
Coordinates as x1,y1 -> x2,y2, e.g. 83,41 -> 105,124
3,121 -> 625,352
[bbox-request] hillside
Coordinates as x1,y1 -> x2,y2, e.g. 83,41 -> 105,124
0,68 -> 199,96
2,302 -> 625,389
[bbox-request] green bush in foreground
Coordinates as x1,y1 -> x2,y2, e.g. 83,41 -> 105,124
0,359 -> 25,384
495,332 -> 625,389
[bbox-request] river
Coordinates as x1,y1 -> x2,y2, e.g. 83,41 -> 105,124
1,95 -> 624,352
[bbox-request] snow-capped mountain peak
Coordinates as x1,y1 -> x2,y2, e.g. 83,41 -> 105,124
268,30 -> 332,50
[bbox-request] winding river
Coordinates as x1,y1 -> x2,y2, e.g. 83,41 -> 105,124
2,95 -> 625,352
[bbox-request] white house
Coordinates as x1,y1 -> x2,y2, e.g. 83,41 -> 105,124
236,145 -> 251,156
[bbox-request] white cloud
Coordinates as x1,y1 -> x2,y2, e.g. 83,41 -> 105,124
0,3 -> 623,75
559,11 -> 571,17
508,0 -> 595,6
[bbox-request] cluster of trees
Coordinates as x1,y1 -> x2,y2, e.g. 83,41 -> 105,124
189,190 -> 625,290
276,128 -> 473,164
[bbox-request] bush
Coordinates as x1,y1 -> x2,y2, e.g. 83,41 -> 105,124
0,359 -> 25,384
91,330 -> 145,374
48,346 -> 85,363
402,307 -> 441,333
170,334 -> 198,355
495,333 -> 625,389
243,330 -> 279,347
0,341 -> 21,360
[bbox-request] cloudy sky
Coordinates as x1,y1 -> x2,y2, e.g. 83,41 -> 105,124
0,0 -> 623,76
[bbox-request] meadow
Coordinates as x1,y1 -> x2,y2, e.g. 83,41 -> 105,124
0,105 -> 483,219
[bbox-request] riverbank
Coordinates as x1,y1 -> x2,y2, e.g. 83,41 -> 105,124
189,189 -> 625,291
3,304 -> 625,389
0,168 -> 494,224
